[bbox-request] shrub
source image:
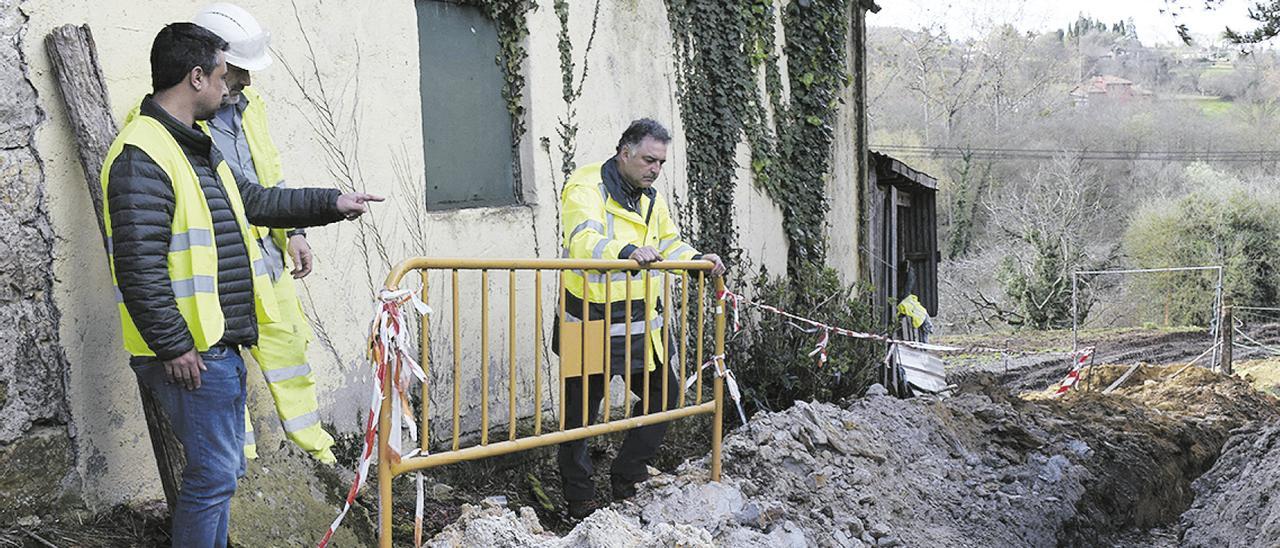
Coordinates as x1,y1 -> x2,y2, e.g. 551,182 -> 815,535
726,263 -> 879,421
1124,165 -> 1280,324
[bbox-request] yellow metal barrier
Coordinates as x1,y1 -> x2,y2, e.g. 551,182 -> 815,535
378,257 -> 726,547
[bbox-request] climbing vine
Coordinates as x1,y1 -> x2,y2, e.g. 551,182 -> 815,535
773,0 -> 852,270
667,0 -> 852,275
665,0 -> 757,266
554,0 -> 602,178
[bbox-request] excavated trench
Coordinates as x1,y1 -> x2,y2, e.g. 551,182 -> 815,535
417,358 -> 1278,547
413,318 -> 1280,547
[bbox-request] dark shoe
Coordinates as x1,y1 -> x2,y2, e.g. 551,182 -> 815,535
610,476 -> 638,501
567,499 -> 599,520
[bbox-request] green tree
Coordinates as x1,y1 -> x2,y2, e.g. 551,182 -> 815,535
1125,164 -> 1280,324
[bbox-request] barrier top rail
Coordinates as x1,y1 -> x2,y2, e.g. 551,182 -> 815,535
385,257 -> 716,289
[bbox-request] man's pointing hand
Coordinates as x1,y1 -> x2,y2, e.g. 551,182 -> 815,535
336,192 -> 385,220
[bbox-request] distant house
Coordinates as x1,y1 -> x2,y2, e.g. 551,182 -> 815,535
865,152 -> 939,333
1070,75 -> 1154,105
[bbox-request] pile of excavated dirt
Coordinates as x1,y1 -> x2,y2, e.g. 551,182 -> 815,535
1180,422 -> 1280,547
426,364 -> 1278,547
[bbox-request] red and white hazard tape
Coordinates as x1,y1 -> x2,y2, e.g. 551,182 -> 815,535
716,288 -> 1004,355
1051,347 -> 1095,397
320,289 -> 430,548
685,354 -> 749,424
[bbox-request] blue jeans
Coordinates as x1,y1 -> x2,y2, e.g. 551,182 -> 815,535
132,345 -> 247,548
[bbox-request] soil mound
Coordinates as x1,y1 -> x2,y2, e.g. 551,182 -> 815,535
425,365 -> 1278,547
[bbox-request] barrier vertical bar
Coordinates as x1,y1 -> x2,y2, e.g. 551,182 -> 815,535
643,269 -> 652,415
377,359 -> 393,547
603,278 -> 613,423
711,276 -> 726,482
580,274 -> 591,428
481,269 -> 490,446
624,277 -> 633,418
509,270 -> 517,441
695,272 -> 706,404
558,273 -> 567,432
662,272 -> 672,412
420,270 -> 430,452
678,272 -> 690,409
534,270 -> 544,436
451,270 -> 461,451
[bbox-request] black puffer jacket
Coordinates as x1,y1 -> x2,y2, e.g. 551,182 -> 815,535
106,96 -> 344,360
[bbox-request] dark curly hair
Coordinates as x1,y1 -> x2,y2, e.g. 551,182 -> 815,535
616,118 -> 672,153
150,22 -> 228,92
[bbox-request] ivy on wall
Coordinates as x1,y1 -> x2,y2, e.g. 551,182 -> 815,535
666,0 -> 852,275
554,0 -> 601,178
774,0 -> 851,270
665,0 -> 753,266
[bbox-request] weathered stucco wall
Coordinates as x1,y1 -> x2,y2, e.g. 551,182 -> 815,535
20,0 -> 862,512
0,0 -> 77,519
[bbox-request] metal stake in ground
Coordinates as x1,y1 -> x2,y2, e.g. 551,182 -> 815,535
1221,297 -> 1233,375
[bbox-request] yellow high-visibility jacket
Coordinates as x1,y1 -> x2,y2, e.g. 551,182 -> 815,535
560,161 -> 700,366
100,115 -> 279,357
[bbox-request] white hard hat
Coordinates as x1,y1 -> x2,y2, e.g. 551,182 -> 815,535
192,3 -> 272,71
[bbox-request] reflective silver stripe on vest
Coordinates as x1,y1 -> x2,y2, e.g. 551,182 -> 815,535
171,275 -> 217,298
114,287 -> 124,303
561,246 -> 571,258
282,410 -> 320,433
169,228 -> 214,253
257,236 -> 286,282
665,244 -> 695,258
105,236 -> 114,255
252,257 -> 270,278
658,238 -> 676,251
564,312 -> 665,336
569,220 -> 605,243
606,212 -> 616,239
581,268 -> 665,284
244,429 -> 256,447
591,239 -> 611,260
262,363 -> 312,384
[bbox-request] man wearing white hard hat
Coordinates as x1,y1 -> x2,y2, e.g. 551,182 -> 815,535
192,3 -> 338,465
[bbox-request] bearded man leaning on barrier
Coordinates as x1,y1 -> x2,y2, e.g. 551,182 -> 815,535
554,118 -> 727,519
100,22 -> 383,547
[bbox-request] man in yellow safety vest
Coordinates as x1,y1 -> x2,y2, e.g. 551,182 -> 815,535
556,118 -> 726,519
191,2 -> 336,464
101,22 -> 381,547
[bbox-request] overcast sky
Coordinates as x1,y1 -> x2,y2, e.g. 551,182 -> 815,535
868,0 -> 1263,46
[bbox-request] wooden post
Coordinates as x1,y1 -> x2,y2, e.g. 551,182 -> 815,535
45,24 -> 185,511
1221,297 -> 1233,375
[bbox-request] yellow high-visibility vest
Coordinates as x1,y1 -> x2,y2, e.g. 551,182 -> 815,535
100,114 -> 279,356
560,162 -> 700,367
238,87 -> 293,253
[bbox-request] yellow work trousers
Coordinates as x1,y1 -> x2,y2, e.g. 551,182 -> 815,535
245,271 -> 336,464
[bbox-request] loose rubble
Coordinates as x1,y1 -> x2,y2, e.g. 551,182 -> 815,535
425,364 -> 1280,547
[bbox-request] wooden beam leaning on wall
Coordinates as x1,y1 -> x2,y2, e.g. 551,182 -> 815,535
45,23 -> 185,512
